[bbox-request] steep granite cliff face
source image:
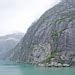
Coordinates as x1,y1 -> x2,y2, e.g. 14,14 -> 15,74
4,0 -> 75,65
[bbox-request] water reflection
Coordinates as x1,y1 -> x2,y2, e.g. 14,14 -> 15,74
18,64 -> 75,75
0,64 -> 75,75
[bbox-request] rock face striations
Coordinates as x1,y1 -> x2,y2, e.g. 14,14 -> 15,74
5,0 -> 75,66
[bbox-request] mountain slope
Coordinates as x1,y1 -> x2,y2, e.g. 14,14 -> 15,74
5,0 -> 75,65
0,33 -> 24,56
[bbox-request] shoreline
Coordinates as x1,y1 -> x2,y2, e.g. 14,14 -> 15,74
37,63 -> 70,67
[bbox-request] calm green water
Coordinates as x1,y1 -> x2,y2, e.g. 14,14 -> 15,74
0,64 -> 75,75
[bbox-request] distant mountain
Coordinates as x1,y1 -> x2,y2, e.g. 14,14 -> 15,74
4,0 -> 75,66
0,33 -> 24,55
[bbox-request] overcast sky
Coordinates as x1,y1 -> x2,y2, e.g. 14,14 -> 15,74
0,0 -> 60,36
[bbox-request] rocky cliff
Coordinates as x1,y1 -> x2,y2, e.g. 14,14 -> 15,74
4,0 -> 75,66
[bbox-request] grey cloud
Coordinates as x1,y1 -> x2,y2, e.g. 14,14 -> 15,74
0,0 -> 16,10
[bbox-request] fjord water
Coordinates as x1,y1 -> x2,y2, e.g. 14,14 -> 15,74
0,63 -> 75,75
